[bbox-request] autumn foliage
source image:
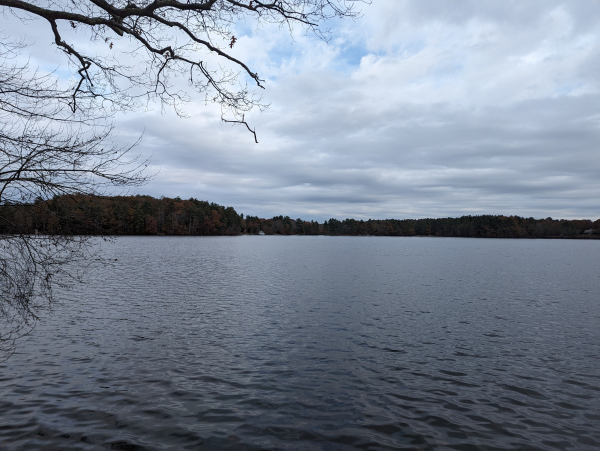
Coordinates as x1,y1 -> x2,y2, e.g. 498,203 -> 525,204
0,195 -> 241,236
0,195 -> 597,238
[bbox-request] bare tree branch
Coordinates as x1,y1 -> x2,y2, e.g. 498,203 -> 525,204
0,38 -> 151,359
0,0 -> 365,131
222,114 -> 258,143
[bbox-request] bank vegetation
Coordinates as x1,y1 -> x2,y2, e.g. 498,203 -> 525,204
2,194 -> 598,239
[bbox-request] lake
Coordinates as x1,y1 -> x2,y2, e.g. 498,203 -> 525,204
1,236 -> 599,450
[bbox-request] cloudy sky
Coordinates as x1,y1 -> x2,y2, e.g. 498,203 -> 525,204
5,0 -> 600,220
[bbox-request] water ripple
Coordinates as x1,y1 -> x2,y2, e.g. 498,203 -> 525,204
1,236 -> 599,450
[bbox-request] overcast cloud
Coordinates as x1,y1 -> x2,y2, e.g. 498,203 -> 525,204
4,0 -> 600,220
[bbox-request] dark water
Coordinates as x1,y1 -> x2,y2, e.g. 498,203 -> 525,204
1,236 -> 599,451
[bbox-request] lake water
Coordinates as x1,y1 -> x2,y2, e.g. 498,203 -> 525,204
1,236 -> 599,450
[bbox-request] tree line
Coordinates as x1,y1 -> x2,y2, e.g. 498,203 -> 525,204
0,195 -> 242,237
2,194 -> 598,239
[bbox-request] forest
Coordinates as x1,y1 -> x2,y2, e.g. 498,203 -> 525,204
1,194 -> 598,238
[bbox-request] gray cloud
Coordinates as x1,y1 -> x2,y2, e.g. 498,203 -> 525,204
131,90 -> 600,219
3,1 -> 599,220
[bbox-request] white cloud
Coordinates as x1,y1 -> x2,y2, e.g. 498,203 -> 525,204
2,0 -> 600,220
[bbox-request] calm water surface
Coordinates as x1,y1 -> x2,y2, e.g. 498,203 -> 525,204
1,236 -> 599,450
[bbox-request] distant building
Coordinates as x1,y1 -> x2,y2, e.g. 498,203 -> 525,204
258,230 -> 265,235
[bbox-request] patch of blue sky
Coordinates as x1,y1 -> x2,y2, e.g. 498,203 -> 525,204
554,84 -> 577,96
233,19 -> 255,37
330,38 -> 429,77
36,64 -> 73,82
228,23 -> 302,74
334,41 -> 369,73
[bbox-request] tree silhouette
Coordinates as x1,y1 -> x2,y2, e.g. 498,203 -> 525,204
0,0 -> 363,141
0,38 -> 149,359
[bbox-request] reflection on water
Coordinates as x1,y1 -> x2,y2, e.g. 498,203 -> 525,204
1,236 -> 599,450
